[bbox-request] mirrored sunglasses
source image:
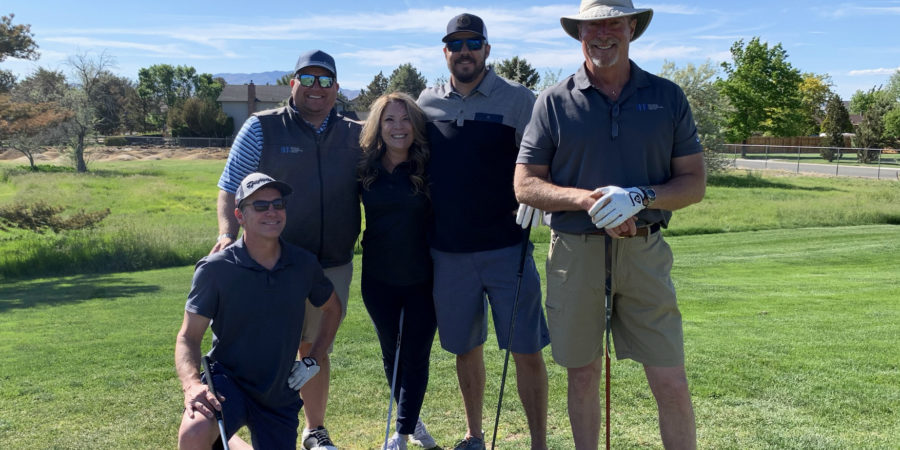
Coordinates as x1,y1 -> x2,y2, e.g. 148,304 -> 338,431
296,74 -> 334,88
446,39 -> 484,52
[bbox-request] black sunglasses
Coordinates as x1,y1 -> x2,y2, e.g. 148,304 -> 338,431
446,38 -> 484,52
246,198 -> 286,212
295,74 -> 335,88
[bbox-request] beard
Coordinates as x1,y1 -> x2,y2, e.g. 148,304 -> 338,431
450,55 -> 486,83
585,39 -> 623,69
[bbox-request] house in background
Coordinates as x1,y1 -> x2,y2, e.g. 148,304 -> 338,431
217,82 -> 289,136
218,82 -> 359,136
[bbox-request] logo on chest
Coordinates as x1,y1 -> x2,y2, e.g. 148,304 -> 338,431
280,146 -> 304,154
636,104 -> 663,112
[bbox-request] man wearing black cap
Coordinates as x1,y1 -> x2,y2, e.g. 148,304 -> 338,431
177,172 -> 342,449
212,50 -> 361,450
417,13 -> 550,450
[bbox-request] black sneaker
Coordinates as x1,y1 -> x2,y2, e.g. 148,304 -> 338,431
302,426 -> 337,450
452,435 -> 485,450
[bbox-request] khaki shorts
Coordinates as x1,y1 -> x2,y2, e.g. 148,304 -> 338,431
546,230 -> 684,368
301,261 -> 352,352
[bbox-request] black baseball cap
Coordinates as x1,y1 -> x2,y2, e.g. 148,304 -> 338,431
442,13 -> 488,42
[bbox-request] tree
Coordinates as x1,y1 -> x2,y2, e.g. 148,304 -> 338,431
819,94 -> 852,161
355,71 -> 389,110
883,107 -> 900,145
0,69 -> 14,93
64,52 -> 115,172
798,73 -> 833,136
93,73 -> 138,135
536,68 -> 563,92
137,64 -> 224,134
166,97 -> 232,138
386,63 -> 427,99
0,94 -> 71,169
495,56 -> 540,90
276,72 -> 293,86
659,60 -> 731,172
11,67 -> 67,103
1,14 -> 39,62
718,37 -> 805,145
851,88 -> 892,162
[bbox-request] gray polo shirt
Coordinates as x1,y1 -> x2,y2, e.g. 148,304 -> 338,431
186,238 -> 333,408
518,61 -> 703,233
417,67 -> 536,252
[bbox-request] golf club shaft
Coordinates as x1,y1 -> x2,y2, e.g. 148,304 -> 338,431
201,355 -> 230,450
604,235 -> 613,450
383,308 -> 405,449
490,226 -> 532,450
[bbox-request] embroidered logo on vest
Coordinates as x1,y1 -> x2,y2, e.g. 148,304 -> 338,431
280,146 -> 303,154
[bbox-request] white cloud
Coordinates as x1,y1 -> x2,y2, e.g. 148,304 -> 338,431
848,67 -> 900,76
820,3 -> 900,18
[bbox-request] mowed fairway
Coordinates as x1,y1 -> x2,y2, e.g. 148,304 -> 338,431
1,226 -> 898,448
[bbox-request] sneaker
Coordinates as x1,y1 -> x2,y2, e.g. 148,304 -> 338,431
384,432 -> 408,450
452,435 -> 485,450
302,426 -> 337,450
408,419 -> 437,449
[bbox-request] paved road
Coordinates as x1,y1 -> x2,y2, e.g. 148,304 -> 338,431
733,158 -> 900,181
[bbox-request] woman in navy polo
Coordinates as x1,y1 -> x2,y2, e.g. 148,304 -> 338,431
358,92 -> 438,450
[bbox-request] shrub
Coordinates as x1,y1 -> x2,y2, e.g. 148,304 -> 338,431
0,200 -> 110,233
105,136 -> 128,146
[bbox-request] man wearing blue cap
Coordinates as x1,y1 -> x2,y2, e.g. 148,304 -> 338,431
212,50 -> 360,450
417,13 -> 550,450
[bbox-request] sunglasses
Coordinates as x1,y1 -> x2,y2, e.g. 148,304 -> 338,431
295,74 -> 335,88
245,198 -> 286,212
446,38 -> 484,52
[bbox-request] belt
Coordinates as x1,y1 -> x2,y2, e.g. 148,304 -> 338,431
588,223 -> 660,238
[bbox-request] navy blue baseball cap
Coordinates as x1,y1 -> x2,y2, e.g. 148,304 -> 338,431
294,50 -> 337,77
442,13 -> 488,42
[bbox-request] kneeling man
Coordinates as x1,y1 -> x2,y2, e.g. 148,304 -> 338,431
175,172 -> 342,449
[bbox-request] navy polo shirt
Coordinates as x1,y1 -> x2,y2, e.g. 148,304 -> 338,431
518,61 -> 703,233
186,237 -> 333,408
418,67 -> 535,252
360,160 -> 432,285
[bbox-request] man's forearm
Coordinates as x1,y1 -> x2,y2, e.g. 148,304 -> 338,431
514,164 -> 598,213
174,335 -> 202,392
216,190 -> 239,236
307,294 -> 342,361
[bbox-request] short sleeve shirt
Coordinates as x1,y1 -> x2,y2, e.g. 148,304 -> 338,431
518,61 -> 703,233
186,238 -> 333,407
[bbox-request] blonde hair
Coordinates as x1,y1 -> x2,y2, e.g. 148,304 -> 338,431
358,92 -> 430,196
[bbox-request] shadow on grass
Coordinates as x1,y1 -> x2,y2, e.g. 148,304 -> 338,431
0,273 -> 161,313
707,172 -> 836,191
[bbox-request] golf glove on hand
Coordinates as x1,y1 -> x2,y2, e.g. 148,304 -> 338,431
588,186 -> 645,229
515,204 -> 543,229
288,357 -> 320,391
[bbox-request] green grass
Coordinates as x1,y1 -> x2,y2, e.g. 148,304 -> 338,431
1,226 -> 897,448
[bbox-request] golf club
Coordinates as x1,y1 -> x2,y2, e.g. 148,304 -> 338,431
201,355 -> 230,450
383,308 -> 405,450
604,234 -> 614,450
490,225 -> 532,450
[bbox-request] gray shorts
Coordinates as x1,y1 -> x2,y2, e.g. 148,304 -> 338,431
431,243 -> 550,355
301,261 -> 352,352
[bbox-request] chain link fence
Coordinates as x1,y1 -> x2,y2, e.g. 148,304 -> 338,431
97,136 -> 234,148
722,144 -> 900,180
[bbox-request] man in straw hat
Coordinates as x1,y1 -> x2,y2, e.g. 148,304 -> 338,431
514,0 -> 705,448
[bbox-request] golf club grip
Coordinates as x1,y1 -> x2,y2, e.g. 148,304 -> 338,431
201,356 -> 224,419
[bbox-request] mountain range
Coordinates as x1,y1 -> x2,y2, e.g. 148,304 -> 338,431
214,71 -> 360,99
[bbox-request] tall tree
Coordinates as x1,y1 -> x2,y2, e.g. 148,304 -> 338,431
276,72 -> 293,86
0,69 -> 14,93
718,37 -> 804,144
355,71 -> 389,110
64,52 -> 115,172
137,64 -> 223,134
659,60 -> 731,171
819,94 -> 852,161
798,73 -> 833,136
0,94 -> 70,169
536,68 -> 563,92
386,63 -> 427,99
1,14 -> 39,62
11,67 -> 67,103
495,56 -> 540,90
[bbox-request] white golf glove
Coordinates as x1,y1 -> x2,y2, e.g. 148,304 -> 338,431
515,204 -> 543,229
588,186 -> 645,229
287,357 -> 320,391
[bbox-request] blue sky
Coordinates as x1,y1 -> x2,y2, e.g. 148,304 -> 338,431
4,0 -> 899,98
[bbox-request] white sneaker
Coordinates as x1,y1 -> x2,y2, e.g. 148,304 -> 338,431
384,432 -> 408,450
302,426 -> 338,450
408,419 -> 438,449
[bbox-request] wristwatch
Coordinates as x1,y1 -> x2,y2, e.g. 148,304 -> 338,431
638,186 -> 656,208
216,233 -> 235,242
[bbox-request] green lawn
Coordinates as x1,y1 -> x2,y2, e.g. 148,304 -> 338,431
1,226 -> 898,449
1,159 -> 899,448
